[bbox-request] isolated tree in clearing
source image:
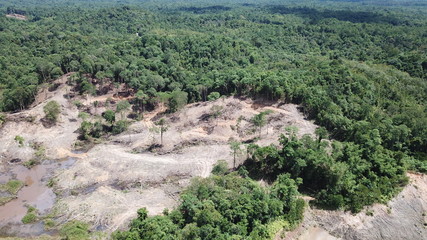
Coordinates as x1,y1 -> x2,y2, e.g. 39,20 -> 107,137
102,110 -> 116,125
43,100 -> 60,123
229,140 -> 242,169
210,105 -> 223,126
155,118 -> 169,146
251,112 -> 266,138
116,100 -> 130,120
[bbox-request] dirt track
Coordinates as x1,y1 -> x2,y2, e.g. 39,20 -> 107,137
54,96 -> 319,231
0,74 -> 320,233
7,74 -> 427,239
1,74 -> 427,239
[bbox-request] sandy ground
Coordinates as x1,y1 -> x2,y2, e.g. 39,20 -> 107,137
54,96 -> 319,232
0,73 -> 81,163
1,74 -> 427,239
5,14 -> 27,20
283,173 -> 427,240
0,74 -> 319,233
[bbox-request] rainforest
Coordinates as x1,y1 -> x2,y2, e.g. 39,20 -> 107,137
0,0 -> 426,239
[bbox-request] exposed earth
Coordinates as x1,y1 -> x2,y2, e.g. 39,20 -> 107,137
0,74 -> 318,236
5,14 -> 27,20
288,172 -> 427,240
0,74 -> 426,239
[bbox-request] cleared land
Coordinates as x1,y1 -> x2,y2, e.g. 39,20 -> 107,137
5,14 -> 27,20
0,74 -> 318,233
1,74 -> 426,240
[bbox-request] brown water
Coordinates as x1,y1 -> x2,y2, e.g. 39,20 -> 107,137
0,164 -> 55,222
0,158 -> 76,236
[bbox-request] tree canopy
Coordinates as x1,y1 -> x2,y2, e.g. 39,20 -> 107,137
1,0 -> 426,237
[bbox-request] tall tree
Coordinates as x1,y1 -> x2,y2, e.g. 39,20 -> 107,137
229,140 -> 242,169
251,112 -> 269,138
155,118 -> 169,146
116,100 -> 131,120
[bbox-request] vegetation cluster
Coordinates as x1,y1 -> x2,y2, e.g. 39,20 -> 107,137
0,0 -> 426,238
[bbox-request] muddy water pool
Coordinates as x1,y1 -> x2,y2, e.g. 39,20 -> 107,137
0,157 -> 76,237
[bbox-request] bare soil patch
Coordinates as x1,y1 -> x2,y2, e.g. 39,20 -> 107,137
52,96 -> 318,232
283,173 -> 427,240
2,74 -> 318,234
1,74 -> 426,239
5,14 -> 27,20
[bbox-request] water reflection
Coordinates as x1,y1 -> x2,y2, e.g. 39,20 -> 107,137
0,157 -> 76,237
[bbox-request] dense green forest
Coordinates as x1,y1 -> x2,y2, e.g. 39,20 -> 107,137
1,0 -> 426,238
113,172 -> 304,239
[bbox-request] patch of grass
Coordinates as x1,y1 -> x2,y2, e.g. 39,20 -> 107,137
60,220 -> 90,240
23,159 -> 39,168
129,149 -> 139,154
47,178 -> 56,188
44,218 -> 55,229
211,160 -> 228,176
73,100 -> 83,108
266,219 -> 290,238
27,206 -> 37,212
31,142 -> 46,160
22,213 -> 37,224
14,135 -> 25,147
22,206 -> 38,224
35,146 -> 46,159
0,196 -> 14,206
0,180 -> 24,194
27,115 -> 36,123
0,113 -> 6,126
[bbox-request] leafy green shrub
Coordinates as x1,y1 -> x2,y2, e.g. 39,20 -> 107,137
0,197 -> 14,206
22,213 -> 37,224
267,219 -> 290,237
34,145 -> 46,159
44,218 -> 55,229
22,206 -> 38,224
168,90 -> 188,113
116,100 -> 130,120
113,173 -> 303,239
43,100 -> 61,123
211,160 -> 228,175
78,112 -> 90,120
78,120 -> 104,140
80,79 -> 96,96
112,120 -> 128,135
60,221 -> 90,240
73,100 -> 83,108
78,121 -> 93,140
102,110 -> 116,124
23,159 -> 40,168
0,113 -> 5,126
14,135 -> 24,147
0,180 -> 24,194
207,92 -> 221,101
